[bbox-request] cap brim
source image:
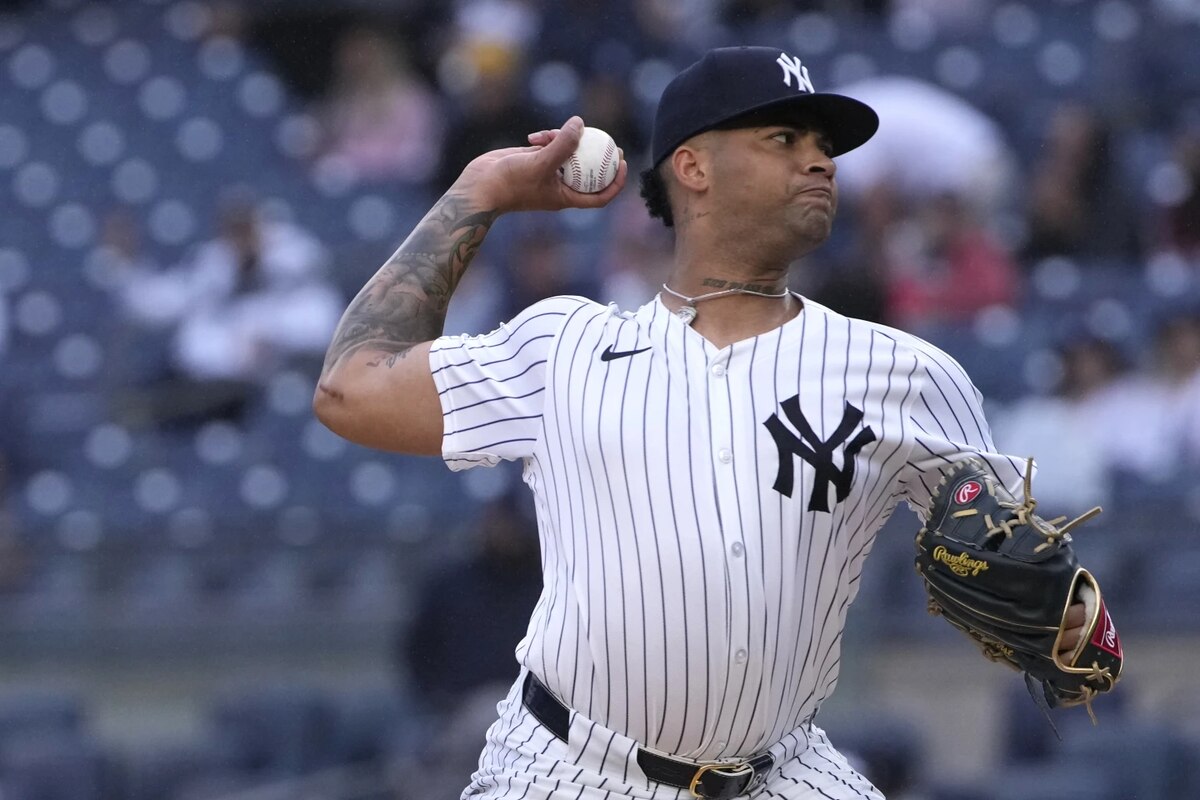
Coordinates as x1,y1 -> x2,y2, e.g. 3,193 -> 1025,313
657,92 -> 879,165
723,93 -> 879,157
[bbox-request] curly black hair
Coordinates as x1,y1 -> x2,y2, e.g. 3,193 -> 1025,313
639,166 -> 674,228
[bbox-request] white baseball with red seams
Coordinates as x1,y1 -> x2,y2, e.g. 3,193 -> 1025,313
558,126 -> 619,193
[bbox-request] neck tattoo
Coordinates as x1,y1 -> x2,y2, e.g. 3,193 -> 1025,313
661,282 -> 790,325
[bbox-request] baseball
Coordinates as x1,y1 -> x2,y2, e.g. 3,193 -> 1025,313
558,126 -> 619,193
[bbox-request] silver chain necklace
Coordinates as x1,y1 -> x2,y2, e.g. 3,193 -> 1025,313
661,283 -> 790,325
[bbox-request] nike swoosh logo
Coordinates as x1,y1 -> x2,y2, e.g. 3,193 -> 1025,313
600,345 -> 651,362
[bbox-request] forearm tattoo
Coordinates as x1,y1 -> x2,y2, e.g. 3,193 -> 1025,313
321,191 -> 498,372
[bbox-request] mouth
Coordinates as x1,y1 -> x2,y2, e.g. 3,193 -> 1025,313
797,186 -> 833,200
793,187 -> 834,209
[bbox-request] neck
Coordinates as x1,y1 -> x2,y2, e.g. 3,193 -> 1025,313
674,227 -> 791,281
660,223 -> 819,344
667,238 -> 794,292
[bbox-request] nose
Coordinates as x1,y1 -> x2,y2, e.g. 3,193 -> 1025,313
805,151 -> 836,178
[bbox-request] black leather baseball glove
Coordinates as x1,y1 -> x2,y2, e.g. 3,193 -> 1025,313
914,457 -> 1123,721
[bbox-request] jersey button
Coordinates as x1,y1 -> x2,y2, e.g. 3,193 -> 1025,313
717,449 -> 732,464
730,541 -> 744,557
711,364 -> 726,378
734,649 -> 747,664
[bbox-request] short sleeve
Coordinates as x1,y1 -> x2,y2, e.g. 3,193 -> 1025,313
897,339 -> 1028,521
429,295 -> 592,470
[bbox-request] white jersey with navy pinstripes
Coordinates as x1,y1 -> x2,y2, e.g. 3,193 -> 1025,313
429,293 -> 1025,762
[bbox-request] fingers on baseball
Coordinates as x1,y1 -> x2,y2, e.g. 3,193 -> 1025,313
563,157 -> 628,208
1059,602 -> 1087,654
540,116 -> 584,163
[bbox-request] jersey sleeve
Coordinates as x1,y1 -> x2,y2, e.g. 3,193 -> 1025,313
897,339 -> 1029,521
428,295 -> 591,471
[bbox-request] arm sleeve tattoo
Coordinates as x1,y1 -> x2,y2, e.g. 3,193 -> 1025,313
321,190 -> 499,373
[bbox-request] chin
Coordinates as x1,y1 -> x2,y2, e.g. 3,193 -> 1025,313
786,215 -> 833,254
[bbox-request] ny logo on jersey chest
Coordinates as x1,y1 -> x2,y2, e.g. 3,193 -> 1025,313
763,397 -> 877,512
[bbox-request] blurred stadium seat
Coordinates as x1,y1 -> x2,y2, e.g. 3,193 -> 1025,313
119,551 -> 205,619
986,763 -> 1120,800
1054,722 -> 1197,800
326,684 -> 413,765
208,682 -> 338,776
0,689 -> 85,748
1127,542 -> 1200,633
0,731 -> 111,800
120,735 -> 233,800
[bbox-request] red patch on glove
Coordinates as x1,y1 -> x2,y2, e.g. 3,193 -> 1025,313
1090,601 -> 1122,659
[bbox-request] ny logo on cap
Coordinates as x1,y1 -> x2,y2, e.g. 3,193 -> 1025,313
776,52 -> 814,93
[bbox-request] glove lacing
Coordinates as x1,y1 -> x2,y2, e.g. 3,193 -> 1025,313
988,459 -> 1102,552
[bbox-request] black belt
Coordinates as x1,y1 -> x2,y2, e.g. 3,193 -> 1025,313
521,672 -> 774,800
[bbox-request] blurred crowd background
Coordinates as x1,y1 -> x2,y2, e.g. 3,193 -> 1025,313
0,0 -> 1198,798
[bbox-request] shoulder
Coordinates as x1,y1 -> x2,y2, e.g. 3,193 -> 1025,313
802,300 -> 962,366
507,294 -> 607,326
801,298 -> 978,391
429,296 -> 616,376
534,294 -> 609,318
436,296 -> 604,347
502,295 -> 613,343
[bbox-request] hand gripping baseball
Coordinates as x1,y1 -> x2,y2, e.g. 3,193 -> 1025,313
454,116 -> 627,214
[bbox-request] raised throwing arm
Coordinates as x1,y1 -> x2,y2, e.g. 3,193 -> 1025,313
313,117 -> 626,455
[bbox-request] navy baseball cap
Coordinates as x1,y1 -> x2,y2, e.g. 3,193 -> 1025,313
650,46 -> 879,167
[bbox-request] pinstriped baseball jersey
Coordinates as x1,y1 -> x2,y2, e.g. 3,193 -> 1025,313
429,293 -> 1025,763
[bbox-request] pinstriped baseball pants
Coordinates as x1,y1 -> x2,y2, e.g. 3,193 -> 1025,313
462,670 -> 885,800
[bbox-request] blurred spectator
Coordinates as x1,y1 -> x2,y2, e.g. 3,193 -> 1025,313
204,0 -> 250,41
534,0 -> 639,74
800,182 -> 890,324
579,73 -> 646,163
1157,123 -> 1200,262
499,218 -> 595,320
884,192 -> 1021,328
315,27 -> 445,185
993,335 -> 1130,514
442,262 -> 508,338
597,192 -> 673,310
92,211 -> 165,322
1023,104 -> 1143,266
0,449 -> 29,597
453,0 -> 541,53
170,199 -> 341,381
437,42 -> 546,190
1102,307 -> 1200,484
833,76 -> 1018,218
400,488 -> 542,717
107,196 -> 341,425
632,0 -> 716,61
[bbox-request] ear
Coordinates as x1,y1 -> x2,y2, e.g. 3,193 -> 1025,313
670,143 -> 710,194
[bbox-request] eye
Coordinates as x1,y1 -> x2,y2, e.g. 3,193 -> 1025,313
771,130 -> 794,144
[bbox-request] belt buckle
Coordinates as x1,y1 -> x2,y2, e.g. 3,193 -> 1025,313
688,761 -> 755,800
